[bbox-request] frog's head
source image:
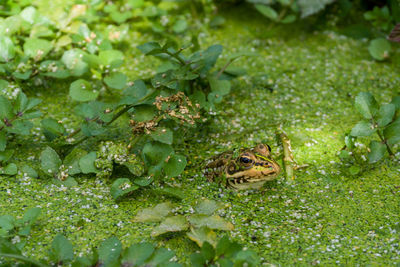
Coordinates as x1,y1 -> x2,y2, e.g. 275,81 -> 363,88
225,144 -> 281,189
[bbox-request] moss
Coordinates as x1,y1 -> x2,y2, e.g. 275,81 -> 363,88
1,4 -> 400,266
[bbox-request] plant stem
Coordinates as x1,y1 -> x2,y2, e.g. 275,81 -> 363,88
216,59 -> 233,79
278,132 -> 295,181
377,130 -> 394,156
0,253 -> 48,267
165,51 -> 187,66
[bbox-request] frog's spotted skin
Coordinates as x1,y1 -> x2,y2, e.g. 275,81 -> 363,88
204,144 -> 281,190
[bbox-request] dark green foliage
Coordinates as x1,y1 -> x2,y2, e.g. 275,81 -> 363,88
339,92 -> 400,173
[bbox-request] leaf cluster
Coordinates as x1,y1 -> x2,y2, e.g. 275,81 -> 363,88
134,199 -> 233,245
339,92 -> 400,174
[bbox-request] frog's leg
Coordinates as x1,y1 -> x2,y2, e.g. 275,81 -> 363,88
276,131 -> 308,181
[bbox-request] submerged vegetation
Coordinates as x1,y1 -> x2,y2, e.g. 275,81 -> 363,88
0,0 -> 399,266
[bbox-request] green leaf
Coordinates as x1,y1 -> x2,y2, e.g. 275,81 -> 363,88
209,77 -> 231,96
0,149 -> 14,162
23,38 -> 53,61
40,146 -> 61,175
190,252 -> 207,267
376,103 -> 395,127
151,215 -> 189,236
137,42 -> 162,55
391,96 -> 400,110
146,248 -> 175,266
0,215 -> 15,232
350,121 -> 375,137
0,36 -> 15,62
215,235 -> 241,258
368,141 -> 386,163
123,79 -> 147,100
187,226 -> 217,248
7,121 -> 33,135
132,105 -> 156,122
195,199 -> 221,215
150,127 -> 173,144
344,135 -> 355,149
384,118 -> 400,145
368,38 -> 392,61
41,60 -> 70,79
64,148 -> 87,175
133,177 -> 153,187
61,49 -> 88,76
155,186 -> 185,200
0,95 -> 13,120
121,243 -> 154,266
164,154 -> 187,178
1,163 -> 17,175
110,178 -> 139,200
133,202 -> 174,222
99,50 -> 124,67
188,215 -> 234,231
0,131 -> 6,151
298,0 -> 334,18
201,45 -> 223,73
254,5 -> 278,21
104,72 -> 127,90
20,164 -> 38,178
79,151 -> 98,174
349,165 -> 361,175
354,92 -> 378,119
98,237 -> 122,266
50,234 -> 74,263
172,19 -> 188,33
142,142 -> 173,166
22,207 -> 41,225
69,79 -> 99,102
200,241 -> 215,261
281,14 -> 296,23
41,118 -> 65,141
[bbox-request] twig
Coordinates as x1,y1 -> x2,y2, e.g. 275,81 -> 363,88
278,132 -> 295,181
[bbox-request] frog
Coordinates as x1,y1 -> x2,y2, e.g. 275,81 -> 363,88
204,143 -> 281,190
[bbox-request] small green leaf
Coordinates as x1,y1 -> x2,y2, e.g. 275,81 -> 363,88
23,38 -> 53,61
123,79 -> 147,100
50,234 -> 74,263
391,96 -> 400,110
98,237 -> 122,266
99,49 -> 124,67
69,79 -> 99,102
151,215 -> 189,237
349,165 -> 361,175
40,146 -> 62,175
281,14 -> 296,23
209,77 -> 231,96
110,178 -> 139,200
188,215 -> 234,231
172,19 -> 188,33
155,186 -> 185,200
64,148 -> 87,175
187,226 -> 217,248
0,95 -> 13,120
164,154 -> 187,178
368,38 -> 392,60
1,163 -> 17,175
132,105 -> 156,122
146,248 -> 175,266
368,141 -> 386,163
338,150 -> 351,160
190,252 -> 207,267
200,241 -> 215,261
0,215 -> 15,232
41,118 -> 65,141
150,127 -> 173,145
0,149 -> 14,162
104,72 -> 127,90
62,49 -> 88,76
133,202 -> 174,222
137,42 -> 162,55
376,103 -> 395,127
121,243 -> 154,266
0,131 -> 6,151
20,164 -> 38,178
195,199 -> 221,215
254,5 -> 278,21
142,142 -> 173,166
383,118 -> 400,145
7,121 -> 33,135
23,207 -> 41,225
79,151 -> 98,174
0,36 -> 15,62
350,121 -> 375,137
344,135 -> 355,149
133,177 -> 153,187
354,92 -> 378,119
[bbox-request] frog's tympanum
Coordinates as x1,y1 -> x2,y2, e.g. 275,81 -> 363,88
204,144 -> 281,190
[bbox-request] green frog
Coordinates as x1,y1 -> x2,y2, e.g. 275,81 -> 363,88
204,144 -> 281,190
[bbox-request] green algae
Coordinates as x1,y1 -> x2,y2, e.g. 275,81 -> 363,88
1,5 -> 400,266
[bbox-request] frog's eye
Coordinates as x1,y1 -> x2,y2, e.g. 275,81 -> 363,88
240,157 -> 252,164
